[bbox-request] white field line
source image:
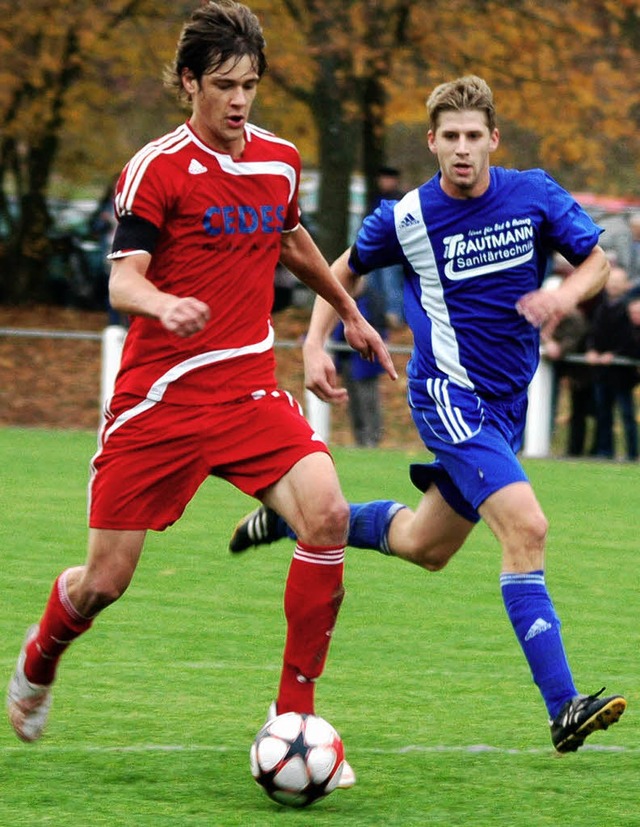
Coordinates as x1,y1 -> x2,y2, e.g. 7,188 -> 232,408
0,743 -> 637,755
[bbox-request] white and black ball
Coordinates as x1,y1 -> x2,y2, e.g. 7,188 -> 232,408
250,712 -> 345,808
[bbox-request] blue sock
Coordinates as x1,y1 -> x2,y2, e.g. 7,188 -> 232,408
348,501 -> 405,554
500,571 -> 577,718
275,514 -> 296,540
275,501 -> 404,554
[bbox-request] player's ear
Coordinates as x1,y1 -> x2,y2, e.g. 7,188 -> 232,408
489,128 -> 500,153
427,129 -> 437,156
181,68 -> 199,97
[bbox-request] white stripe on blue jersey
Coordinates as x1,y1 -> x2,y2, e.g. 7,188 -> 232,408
394,190 -> 473,390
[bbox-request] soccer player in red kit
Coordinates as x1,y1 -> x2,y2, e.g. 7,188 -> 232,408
7,1 -> 395,787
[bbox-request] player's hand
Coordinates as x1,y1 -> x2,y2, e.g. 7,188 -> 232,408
303,343 -> 349,404
159,296 -> 211,337
516,288 -> 573,329
342,317 -> 398,381
543,339 -> 562,360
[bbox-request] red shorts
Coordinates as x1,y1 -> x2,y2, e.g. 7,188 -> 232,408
89,390 -> 331,531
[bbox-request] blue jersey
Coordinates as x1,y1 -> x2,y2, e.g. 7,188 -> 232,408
351,167 -> 603,399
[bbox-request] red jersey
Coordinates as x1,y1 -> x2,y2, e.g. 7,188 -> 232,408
110,121 -> 301,405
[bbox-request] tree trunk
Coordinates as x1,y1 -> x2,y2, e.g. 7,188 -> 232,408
361,72 -> 388,211
314,110 -> 358,262
308,42 -> 359,262
0,24 -> 79,304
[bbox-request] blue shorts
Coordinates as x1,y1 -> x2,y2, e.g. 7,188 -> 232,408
407,377 -> 529,523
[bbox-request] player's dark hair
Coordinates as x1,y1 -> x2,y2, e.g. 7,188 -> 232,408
165,1 -> 267,104
426,75 -> 496,132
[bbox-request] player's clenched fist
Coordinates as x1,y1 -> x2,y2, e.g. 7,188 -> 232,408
160,296 -> 211,337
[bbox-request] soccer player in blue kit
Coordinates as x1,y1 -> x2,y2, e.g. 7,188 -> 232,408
230,75 -> 627,752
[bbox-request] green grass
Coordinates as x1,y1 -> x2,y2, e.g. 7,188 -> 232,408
0,427 -> 638,826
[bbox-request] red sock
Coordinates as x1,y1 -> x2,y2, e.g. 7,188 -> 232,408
24,570 -> 93,686
276,543 -> 345,714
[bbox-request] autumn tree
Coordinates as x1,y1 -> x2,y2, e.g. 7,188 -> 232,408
391,0 -> 640,191
253,0 -> 416,261
254,0 -> 640,261
1,0 -> 640,305
0,0 -> 190,304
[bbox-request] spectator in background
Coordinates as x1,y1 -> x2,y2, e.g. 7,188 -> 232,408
543,307 -> 593,457
585,265 -> 639,461
628,213 -> 640,283
332,280 -> 388,447
597,212 -> 632,272
542,253 -> 601,457
367,165 -> 404,214
625,294 -> 640,349
272,263 -> 299,313
367,166 -> 406,328
89,175 -> 125,326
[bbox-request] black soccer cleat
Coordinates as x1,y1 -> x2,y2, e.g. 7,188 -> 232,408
550,687 -> 627,753
229,506 -> 281,553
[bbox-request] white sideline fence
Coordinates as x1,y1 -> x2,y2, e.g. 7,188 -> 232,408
100,325 -> 127,421
0,324 -> 609,458
98,325 -> 555,457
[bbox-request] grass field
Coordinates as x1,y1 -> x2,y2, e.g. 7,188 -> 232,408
0,427 -> 638,826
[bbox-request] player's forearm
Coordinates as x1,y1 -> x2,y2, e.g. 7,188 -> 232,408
279,229 -> 360,323
110,257 -> 210,336
558,245 -> 609,307
304,248 -> 361,350
109,254 -> 168,319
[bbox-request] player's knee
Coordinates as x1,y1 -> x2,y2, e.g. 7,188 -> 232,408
404,533 -> 464,572
415,548 -> 454,572
299,496 -> 349,546
74,572 -> 130,615
500,509 -> 549,570
520,510 -> 549,548
421,555 -> 449,572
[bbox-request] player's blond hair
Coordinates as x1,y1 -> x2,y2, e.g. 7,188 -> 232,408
426,75 -> 496,132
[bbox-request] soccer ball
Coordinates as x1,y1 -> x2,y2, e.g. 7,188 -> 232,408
250,711 -> 345,808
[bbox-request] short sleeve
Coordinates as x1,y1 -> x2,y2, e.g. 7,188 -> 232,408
350,199 -> 403,274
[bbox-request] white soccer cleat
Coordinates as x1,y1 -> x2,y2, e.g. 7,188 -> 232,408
7,626 -> 53,743
337,758 -> 357,789
266,701 -> 356,789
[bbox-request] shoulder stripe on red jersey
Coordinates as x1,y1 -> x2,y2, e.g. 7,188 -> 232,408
245,122 -> 297,150
115,125 -> 192,216
186,126 -> 298,204
116,122 -> 299,214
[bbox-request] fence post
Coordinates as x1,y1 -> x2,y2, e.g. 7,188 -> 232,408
523,356 -> 553,458
100,325 -> 126,417
304,389 -> 331,443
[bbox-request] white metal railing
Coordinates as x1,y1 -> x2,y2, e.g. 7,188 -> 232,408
2,324 -> 638,458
